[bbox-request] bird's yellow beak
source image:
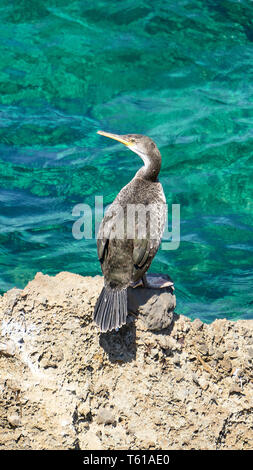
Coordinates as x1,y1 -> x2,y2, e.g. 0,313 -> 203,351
97,130 -> 131,147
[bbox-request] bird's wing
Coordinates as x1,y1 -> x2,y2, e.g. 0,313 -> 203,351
97,236 -> 108,264
96,203 -> 124,264
97,214 -> 112,263
97,200 -> 159,280
132,238 -> 151,269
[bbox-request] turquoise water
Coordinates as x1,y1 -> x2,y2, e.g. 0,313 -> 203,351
0,0 -> 253,322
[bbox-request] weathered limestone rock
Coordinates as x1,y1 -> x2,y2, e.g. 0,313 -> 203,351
0,271 -> 252,450
96,407 -> 116,425
128,273 -> 175,331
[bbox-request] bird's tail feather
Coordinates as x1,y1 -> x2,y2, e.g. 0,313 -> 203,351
93,286 -> 128,332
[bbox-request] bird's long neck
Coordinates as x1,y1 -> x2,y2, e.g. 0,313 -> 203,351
135,149 -> 161,182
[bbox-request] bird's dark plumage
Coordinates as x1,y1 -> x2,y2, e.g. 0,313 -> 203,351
94,131 -> 166,332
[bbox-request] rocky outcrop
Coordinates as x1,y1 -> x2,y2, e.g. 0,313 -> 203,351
0,271 -> 252,450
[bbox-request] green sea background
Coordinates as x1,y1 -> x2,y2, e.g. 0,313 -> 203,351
0,0 -> 252,322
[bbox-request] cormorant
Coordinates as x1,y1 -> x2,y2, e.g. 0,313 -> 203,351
94,131 -> 166,332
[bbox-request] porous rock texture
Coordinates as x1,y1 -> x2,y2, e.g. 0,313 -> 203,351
0,272 -> 252,450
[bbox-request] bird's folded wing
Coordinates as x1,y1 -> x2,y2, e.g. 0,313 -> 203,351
132,238 -> 150,269
96,205 -> 123,263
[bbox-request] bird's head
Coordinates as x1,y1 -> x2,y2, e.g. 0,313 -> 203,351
97,130 -> 161,180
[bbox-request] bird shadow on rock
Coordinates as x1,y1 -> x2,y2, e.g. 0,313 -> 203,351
99,274 -> 177,364
99,317 -> 137,364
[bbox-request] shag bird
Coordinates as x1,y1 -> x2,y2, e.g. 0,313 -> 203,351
94,131 -> 166,332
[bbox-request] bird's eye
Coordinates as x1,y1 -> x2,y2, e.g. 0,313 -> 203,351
130,138 -> 135,144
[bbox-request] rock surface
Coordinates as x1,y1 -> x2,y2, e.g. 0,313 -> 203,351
0,271 -> 252,450
128,273 -> 176,331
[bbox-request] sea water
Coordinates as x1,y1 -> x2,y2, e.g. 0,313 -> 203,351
0,0 -> 252,322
